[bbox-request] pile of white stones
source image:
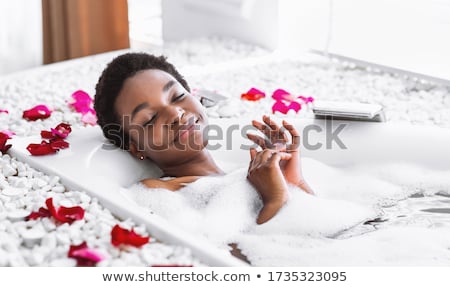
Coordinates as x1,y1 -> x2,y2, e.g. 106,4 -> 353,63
1,37 -> 449,266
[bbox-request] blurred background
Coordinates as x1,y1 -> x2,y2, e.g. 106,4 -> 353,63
1,0 -> 449,80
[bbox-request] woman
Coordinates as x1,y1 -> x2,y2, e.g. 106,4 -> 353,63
94,53 -> 313,225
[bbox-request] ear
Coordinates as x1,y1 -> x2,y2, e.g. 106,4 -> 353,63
128,141 -> 140,159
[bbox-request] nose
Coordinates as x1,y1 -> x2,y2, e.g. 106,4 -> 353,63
167,106 -> 185,126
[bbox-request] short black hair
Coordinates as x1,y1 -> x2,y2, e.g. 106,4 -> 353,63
94,53 -> 190,150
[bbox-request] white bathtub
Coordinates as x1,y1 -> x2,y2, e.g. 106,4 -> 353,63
9,117 -> 450,266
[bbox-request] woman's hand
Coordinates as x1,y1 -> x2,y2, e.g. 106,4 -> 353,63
247,148 -> 291,224
247,115 -> 314,195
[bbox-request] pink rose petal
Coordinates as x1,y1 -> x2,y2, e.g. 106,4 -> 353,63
271,89 -> 313,114
69,90 -> 93,113
81,110 -> 97,125
68,242 -> 104,267
271,89 -> 290,101
50,123 -> 72,139
1,130 -> 15,137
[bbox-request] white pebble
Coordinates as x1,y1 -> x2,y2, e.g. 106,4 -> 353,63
16,162 -> 26,172
2,164 -> 16,177
12,178 -> 29,188
41,233 -> 57,249
1,187 -> 26,197
56,232 -> 71,245
7,210 -> 30,222
32,178 -> 47,190
93,222 -> 112,237
2,239 -> 20,253
21,227 -> 46,248
0,178 -> 9,189
58,199 -> 75,207
8,254 -> 28,267
78,193 -> 91,204
39,185 -> 52,193
26,249 -> 46,266
51,185 -> 65,193
49,175 -> 60,187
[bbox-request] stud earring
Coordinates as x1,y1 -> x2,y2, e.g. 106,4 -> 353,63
139,155 -> 144,160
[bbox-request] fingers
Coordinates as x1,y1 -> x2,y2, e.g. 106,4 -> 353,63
252,116 -> 288,145
246,133 -> 269,150
263,115 -> 289,142
250,149 -> 291,171
282,120 -> 301,150
249,147 -> 257,161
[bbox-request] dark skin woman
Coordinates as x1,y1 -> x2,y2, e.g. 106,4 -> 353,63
94,53 -> 313,225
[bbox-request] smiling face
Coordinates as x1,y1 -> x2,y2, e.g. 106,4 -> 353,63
115,69 -> 208,167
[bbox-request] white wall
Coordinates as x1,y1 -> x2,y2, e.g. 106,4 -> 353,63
161,0 -> 450,80
0,0 -> 42,76
327,0 -> 450,81
162,0 -> 279,49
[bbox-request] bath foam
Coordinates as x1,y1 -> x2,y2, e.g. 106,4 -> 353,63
126,165 -> 379,242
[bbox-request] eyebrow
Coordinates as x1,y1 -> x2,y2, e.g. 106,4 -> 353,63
131,102 -> 149,120
163,80 -> 176,92
130,80 -> 177,120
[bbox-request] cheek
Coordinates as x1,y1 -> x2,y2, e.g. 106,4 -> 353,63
144,127 -> 169,150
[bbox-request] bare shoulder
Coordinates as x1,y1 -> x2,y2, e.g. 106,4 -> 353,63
141,176 -> 200,191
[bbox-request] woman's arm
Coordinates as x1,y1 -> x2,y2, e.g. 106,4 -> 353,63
247,148 -> 291,224
141,176 -> 199,191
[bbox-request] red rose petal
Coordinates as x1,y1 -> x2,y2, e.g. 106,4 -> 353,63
1,132 -> 12,154
26,141 -> 57,156
25,207 -> 51,221
23,105 -> 52,121
45,198 -> 84,224
50,138 -> 69,150
111,224 -> 150,248
241,87 -> 265,101
40,130 -> 54,139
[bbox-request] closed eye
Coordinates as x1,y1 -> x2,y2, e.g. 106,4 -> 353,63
143,115 -> 156,126
173,93 -> 185,102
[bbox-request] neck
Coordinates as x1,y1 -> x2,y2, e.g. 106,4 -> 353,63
160,150 -> 224,177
